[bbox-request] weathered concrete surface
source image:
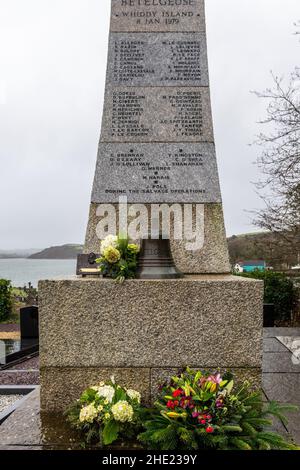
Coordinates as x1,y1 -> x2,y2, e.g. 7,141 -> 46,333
39,275 -> 263,411
39,276 -> 263,369
40,368 -> 150,412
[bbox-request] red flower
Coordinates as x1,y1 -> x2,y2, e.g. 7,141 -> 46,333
179,396 -> 192,409
172,389 -> 183,398
166,400 -> 175,409
200,419 -> 206,425
180,398 -> 188,409
206,426 -> 214,433
174,400 -> 179,407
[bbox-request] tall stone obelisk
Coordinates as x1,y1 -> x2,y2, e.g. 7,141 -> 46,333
84,0 -> 230,274
39,0 -> 263,413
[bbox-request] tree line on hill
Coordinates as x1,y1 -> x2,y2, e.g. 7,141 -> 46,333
228,232 -> 299,270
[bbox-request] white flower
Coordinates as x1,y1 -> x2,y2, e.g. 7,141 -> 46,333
111,401 -> 134,423
100,235 -> 118,255
96,385 -> 115,403
91,381 -> 105,391
126,389 -> 141,403
79,404 -> 98,423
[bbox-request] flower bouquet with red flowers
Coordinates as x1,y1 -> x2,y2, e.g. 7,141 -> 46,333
138,368 -> 299,450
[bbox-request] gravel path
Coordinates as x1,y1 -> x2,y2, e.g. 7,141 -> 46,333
0,395 -> 23,414
0,354 -> 40,386
10,356 -> 39,370
0,371 -> 39,386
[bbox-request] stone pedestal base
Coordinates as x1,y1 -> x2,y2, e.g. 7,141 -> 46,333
39,275 -> 263,412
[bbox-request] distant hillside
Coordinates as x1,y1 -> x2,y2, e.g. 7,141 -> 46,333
3,231 -> 299,266
29,244 -> 83,260
227,232 -> 299,269
0,249 -> 40,259
0,253 -> 20,259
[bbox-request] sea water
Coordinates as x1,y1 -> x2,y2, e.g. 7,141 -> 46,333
0,258 -> 76,288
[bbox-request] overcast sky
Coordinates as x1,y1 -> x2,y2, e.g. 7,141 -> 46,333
0,0 -> 299,249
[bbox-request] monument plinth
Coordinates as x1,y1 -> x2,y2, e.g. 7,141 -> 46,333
39,0 -> 263,413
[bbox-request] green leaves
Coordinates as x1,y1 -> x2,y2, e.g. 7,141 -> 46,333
85,427 -> 99,444
221,425 -> 243,433
241,422 -> 258,437
103,420 -> 120,445
80,388 -> 97,404
264,401 -> 299,426
238,270 -> 296,322
245,417 -> 273,428
178,427 -> 198,450
220,380 -> 228,387
117,235 -> 129,257
225,380 -> 234,394
257,438 -> 271,450
139,424 -> 178,450
256,431 -> 300,451
0,278 -> 12,322
193,370 -> 202,386
230,437 -> 252,450
115,387 -> 127,402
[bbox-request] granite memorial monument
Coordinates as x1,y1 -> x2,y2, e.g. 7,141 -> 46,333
39,0 -> 263,412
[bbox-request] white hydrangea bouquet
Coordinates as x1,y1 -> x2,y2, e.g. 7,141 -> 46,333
96,235 -> 140,283
66,377 -> 143,447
